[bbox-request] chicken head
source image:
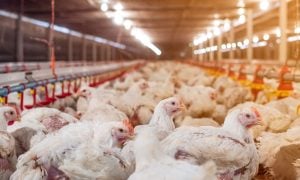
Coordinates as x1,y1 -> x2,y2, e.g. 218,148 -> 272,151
238,107 -> 262,128
162,97 -> 186,117
111,120 -> 134,147
0,105 -> 20,129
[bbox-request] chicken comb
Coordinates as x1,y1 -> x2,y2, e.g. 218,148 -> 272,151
123,119 -> 134,135
251,107 -> 261,120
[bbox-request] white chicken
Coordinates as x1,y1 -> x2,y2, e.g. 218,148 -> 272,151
0,106 -> 20,131
178,85 -> 217,117
11,120 -> 133,180
8,107 -> 78,153
0,106 -> 20,179
121,97 -> 186,175
128,126 -> 217,180
162,106 -> 261,180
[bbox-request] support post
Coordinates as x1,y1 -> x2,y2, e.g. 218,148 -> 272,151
67,34 -> 73,62
15,0 -> 24,62
279,0 -> 287,64
246,10 -> 253,61
81,36 -> 87,61
111,47 -> 115,60
92,42 -> 97,62
229,22 -> 235,59
106,46 -> 111,61
100,45 -> 105,60
209,36 -> 214,61
192,45 -> 196,60
217,34 -> 222,61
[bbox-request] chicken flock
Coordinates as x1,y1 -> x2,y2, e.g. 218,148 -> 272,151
0,61 -> 300,179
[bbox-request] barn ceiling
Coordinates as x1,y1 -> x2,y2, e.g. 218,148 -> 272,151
0,0 -> 299,59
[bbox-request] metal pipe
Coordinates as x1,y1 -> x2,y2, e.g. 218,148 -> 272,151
0,61 -> 143,96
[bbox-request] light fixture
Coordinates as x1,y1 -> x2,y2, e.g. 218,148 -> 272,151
201,34 -> 208,41
238,15 -> 246,24
113,13 -> 124,25
226,43 -> 232,49
243,39 -> 249,45
252,36 -> 259,43
238,8 -> 245,15
213,20 -> 221,27
193,39 -> 199,46
259,0 -> 270,11
223,20 -> 231,32
113,3 -> 123,11
123,20 -> 132,30
232,42 -> 237,48
214,14 -> 220,19
237,41 -> 243,47
263,34 -> 270,41
213,27 -> 221,36
237,0 -> 245,7
130,27 -> 161,56
100,3 -> 109,12
275,28 -> 281,37
295,26 -> 300,34
221,44 -> 226,49
207,31 -> 213,39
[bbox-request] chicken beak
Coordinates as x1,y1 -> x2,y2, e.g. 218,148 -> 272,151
210,92 -> 217,100
128,133 -> 136,140
179,101 -> 186,111
16,115 -> 21,122
255,118 -> 263,126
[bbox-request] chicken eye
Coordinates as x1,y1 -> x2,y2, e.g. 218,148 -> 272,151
171,101 -> 175,105
9,111 -> 14,115
245,114 -> 251,118
119,128 -> 124,133
82,89 -> 86,93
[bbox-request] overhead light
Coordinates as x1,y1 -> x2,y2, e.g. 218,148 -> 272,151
259,0 -> 270,11
275,28 -> 281,37
113,13 -> 124,25
202,35 -> 208,42
288,35 -> 300,42
237,41 -> 243,47
123,20 -> 132,30
130,27 -> 138,36
243,39 -> 249,45
113,3 -> 123,11
221,44 -> 227,50
232,42 -> 237,48
193,38 -> 199,46
130,27 -> 161,55
263,34 -> 270,41
100,3 -> 109,12
213,20 -> 221,27
214,14 -> 220,18
238,8 -> 245,15
252,36 -> 259,43
223,20 -> 231,32
295,26 -> 300,34
237,0 -> 245,7
213,27 -> 221,36
226,43 -> 232,49
207,32 -> 213,39
238,15 -> 246,24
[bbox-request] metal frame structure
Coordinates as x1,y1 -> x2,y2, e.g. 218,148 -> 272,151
0,60 -> 145,110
